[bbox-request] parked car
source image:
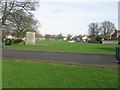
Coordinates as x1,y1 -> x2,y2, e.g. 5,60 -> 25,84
68,40 -> 76,43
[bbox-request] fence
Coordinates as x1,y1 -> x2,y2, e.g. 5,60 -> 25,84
102,41 -> 118,44
115,47 -> 120,64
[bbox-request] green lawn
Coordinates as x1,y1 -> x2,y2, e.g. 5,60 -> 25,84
2,61 -> 118,88
5,40 -> 117,55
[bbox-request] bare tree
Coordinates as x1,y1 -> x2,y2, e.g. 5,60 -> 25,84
0,1 -> 39,29
88,23 -> 100,36
35,30 -> 43,39
99,21 -> 116,36
0,1 -> 40,39
3,9 -> 40,38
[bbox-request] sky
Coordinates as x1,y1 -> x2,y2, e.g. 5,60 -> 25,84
33,0 -> 118,36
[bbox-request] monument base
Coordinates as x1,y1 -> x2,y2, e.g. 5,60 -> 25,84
26,32 -> 36,45
26,42 -> 36,45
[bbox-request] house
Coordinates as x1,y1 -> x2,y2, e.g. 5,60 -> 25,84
69,35 -> 82,42
87,35 -> 97,42
68,35 -> 89,42
111,30 -> 120,40
2,29 -> 16,39
63,37 -> 67,41
82,35 -> 88,42
6,34 -> 15,39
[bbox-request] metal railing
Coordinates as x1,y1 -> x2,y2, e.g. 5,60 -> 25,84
115,47 -> 120,64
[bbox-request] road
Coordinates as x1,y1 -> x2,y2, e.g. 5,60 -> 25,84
2,49 -> 117,66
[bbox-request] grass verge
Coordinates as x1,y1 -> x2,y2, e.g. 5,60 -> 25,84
2,60 -> 118,88
5,40 -> 117,55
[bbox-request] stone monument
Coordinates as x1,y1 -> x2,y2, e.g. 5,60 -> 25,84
26,32 -> 36,45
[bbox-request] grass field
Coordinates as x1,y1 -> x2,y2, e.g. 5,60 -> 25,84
5,40 -> 117,55
2,60 -> 118,88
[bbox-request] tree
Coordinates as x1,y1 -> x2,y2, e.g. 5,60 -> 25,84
44,34 -> 52,40
56,33 -> 64,40
88,23 -> 99,36
88,23 -> 100,41
95,36 -> 102,41
0,1 -> 40,38
11,11 -> 40,38
118,35 -> 120,41
35,30 -> 43,39
0,1 -> 39,29
99,21 -> 116,36
66,34 -> 72,41
51,35 -> 56,40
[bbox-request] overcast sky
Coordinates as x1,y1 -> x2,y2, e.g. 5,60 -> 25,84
33,0 -> 118,36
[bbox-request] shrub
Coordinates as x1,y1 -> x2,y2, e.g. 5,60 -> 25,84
5,39 -> 12,45
118,35 -> 120,41
14,39 -> 23,44
96,36 -> 102,41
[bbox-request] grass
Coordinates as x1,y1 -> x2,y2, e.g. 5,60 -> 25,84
2,60 -> 118,88
5,40 -> 117,55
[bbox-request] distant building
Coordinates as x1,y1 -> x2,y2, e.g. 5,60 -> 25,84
2,29 -> 16,39
87,35 -> 97,42
82,35 -> 88,42
6,35 -> 15,39
67,35 -> 89,42
69,36 -> 81,42
63,37 -> 67,41
111,30 -> 120,40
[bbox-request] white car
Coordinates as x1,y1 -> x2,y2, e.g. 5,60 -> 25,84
68,40 -> 76,43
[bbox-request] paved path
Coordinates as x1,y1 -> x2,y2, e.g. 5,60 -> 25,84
2,49 -> 117,66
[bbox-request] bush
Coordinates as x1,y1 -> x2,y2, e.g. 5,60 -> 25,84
88,41 -> 101,44
118,35 -> 120,41
96,36 -> 102,41
5,39 -> 12,45
14,39 -> 23,44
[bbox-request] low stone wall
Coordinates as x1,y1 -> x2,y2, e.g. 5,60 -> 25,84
102,41 -> 118,44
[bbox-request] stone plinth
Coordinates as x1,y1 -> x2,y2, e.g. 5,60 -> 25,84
26,32 -> 36,45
